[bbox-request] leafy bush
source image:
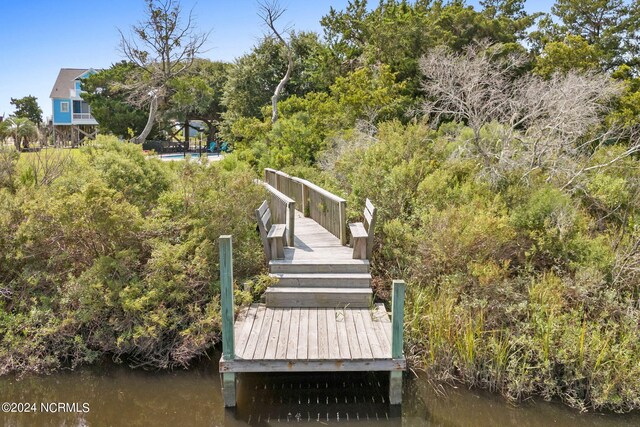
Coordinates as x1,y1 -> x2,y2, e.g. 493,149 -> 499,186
0,137 -> 265,374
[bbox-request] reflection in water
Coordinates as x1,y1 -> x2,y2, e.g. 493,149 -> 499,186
0,350 -> 638,426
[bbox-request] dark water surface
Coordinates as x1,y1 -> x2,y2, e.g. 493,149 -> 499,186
1,351 -> 639,426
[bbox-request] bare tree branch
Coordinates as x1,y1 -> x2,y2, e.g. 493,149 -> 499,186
419,42 -> 636,189
118,0 -> 209,143
257,0 -> 293,123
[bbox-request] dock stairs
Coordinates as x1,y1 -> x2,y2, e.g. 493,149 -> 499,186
263,213 -> 374,308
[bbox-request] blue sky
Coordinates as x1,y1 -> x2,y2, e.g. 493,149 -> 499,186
0,0 -> 554,119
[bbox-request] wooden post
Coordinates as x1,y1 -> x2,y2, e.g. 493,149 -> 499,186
301,181 -> 309,217
339,200 -> 347,246
287,200 -> 295,247
219,235 -> 236,407
390,279 -> 406,405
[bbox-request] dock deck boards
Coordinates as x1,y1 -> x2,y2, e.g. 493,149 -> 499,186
220,303 -> 405,372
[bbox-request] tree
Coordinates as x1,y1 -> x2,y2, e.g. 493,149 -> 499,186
258,0 -> 293,123
534,35 -> 601,77
81,61 -> 153,138
222,32 -> 332,122
0,119 -> 10,143
119,0 -> 208,143
167,59 -> 230,144
320,0 -> 538,96
547,0 -> 636,70
419,43 -> 636,187
10,95 -> 43,125
6,117 -> 38,150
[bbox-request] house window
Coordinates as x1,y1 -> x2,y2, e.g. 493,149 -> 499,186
60,102 -> 69,113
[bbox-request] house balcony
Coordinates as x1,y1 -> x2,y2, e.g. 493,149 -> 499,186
72,113 -> 98,125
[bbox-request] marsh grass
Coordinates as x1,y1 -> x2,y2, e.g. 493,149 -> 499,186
405,279 -> 640,412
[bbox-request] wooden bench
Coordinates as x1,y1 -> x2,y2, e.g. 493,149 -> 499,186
256,200 -> 287,260
349,198 -> 377,260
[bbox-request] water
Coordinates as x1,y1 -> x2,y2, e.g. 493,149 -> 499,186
1,351 -> 638,426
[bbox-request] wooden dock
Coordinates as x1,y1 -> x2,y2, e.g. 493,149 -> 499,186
220,304 -> 404,372
218,169 -> 406,408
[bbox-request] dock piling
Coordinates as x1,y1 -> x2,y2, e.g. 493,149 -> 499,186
219,235 -> 236,407
390,280 -> 406,405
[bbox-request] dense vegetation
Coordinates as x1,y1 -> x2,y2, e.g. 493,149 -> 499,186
2,0 -> 640,414
0,138 -> 265,373
217,0 -> 640,412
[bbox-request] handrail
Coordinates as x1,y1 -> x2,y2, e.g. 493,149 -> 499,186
262,168 -> 347,245
255,179 -> 296,246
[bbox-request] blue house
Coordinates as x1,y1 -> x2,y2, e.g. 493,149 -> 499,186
50,68 -> 98,145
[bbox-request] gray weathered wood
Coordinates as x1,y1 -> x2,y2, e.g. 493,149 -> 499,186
264,308 -> 283,359
219,236 -> 234,361
267,223 -> 286,260
252,307 -> 275,359
371,305 -> 392,357
335,311 -> 351,359
389,371 -> 403,405
348,199 -> 377,260
286,308 -> 300,359
326,308 -> 341,359
241,304 -> 266,359
220,358 -> 406,372
391,280 -> 406,359
269,272 -> 371,288
227,304 -> 404,366
353,309 -> 374,359
234,305 -> 257,358
256,179 -> 296,246
222,372 -> 236,407
361,308 -> 385,359
256,201 -> 272,261
275,308 -> 291,359
302,181 -> 310,217
339,199 -> 347,245
308,308 -> 318,359
343,309 -> 362,359
365,198 -> 377,259
265,287 -> 372,308
317,308 -> 329,359
297,308 -> 309,359
349,222 -> 368,260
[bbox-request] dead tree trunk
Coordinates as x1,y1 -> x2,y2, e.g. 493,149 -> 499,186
134,94 -> 158,144
258,1 -> 292,124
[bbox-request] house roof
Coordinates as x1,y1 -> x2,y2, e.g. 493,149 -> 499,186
49,68 -> 91,99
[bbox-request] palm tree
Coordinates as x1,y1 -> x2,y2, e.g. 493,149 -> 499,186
0,119 -> 10,145
7,117 -> 38,150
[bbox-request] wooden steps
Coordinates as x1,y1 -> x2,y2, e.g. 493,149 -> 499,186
269,273 -> 372,288
262,213 -> 374,308
269,259 -> 369,274
265,287 -> 373,308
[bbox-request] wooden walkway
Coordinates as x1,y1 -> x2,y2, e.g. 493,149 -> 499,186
220,303 -> 404,372
218,170 -> 406,408
265,212 -> 373,307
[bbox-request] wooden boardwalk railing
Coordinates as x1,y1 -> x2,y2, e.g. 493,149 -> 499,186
264,168 -> 347,245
